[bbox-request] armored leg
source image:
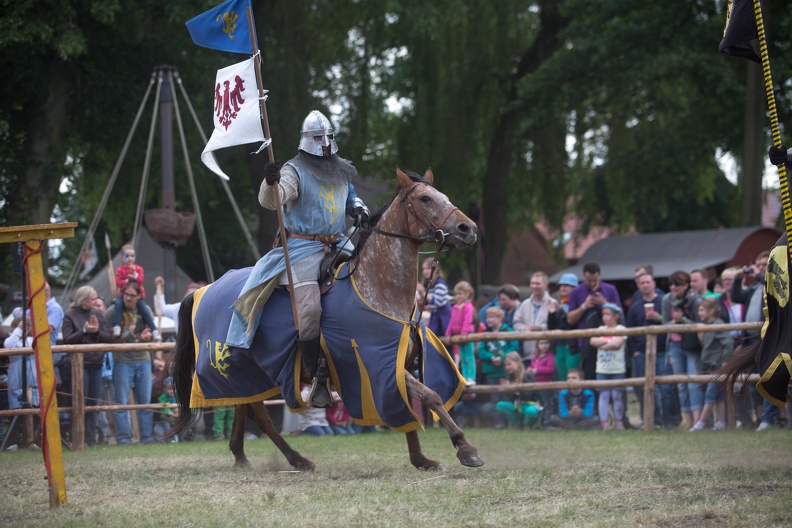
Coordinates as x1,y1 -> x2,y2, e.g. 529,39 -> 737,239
294,283 -> 331,408
299,337 -> 332,408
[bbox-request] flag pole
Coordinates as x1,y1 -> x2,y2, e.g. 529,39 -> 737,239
752,0 -> 792,261
246,5 -> 300,331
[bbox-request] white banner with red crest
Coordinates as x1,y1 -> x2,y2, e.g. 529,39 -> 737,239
201,56 -> 268,180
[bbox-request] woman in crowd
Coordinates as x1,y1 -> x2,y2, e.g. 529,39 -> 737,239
663,270 -> 703,430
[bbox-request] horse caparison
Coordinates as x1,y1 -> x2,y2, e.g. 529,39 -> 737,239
169,167 -> 482,471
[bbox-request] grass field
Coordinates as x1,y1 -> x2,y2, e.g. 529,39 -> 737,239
2,426 -> 791,527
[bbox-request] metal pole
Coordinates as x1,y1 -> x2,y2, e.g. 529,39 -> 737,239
158,65 -> 178,302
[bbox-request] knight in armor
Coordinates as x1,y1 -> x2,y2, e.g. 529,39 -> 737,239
225,110 -> 370,408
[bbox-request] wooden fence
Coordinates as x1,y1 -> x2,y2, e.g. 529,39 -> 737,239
0,321 -> 763,450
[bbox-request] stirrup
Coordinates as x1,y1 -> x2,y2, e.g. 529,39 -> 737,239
308,357 -> 332,408
308,378 -> 332,408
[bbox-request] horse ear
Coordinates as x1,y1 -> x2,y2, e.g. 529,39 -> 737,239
423,168 -> 434,185
396,167 -> 412,189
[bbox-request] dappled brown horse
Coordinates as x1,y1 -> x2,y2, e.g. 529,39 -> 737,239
170,168 -> 482,471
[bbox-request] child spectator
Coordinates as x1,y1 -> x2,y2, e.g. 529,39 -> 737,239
589,303 -> 627,430
446,280 -> 477,385
112,244 -> 160,341
548,369 -> 599,430
548,273 -> 580,382
690,297 -> 735,431
478,306 -> 519,428
213,406 -> 235,441
5,315 -> 38,410
528,339 -> 557,429
326,398 -> 357,435
495,351 -> 540,429
416,258 -> 452,337
298,384 -> 334,436
155,377 -> 180,443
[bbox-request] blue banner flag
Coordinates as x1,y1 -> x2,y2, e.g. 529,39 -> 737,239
186,0 -> 256,55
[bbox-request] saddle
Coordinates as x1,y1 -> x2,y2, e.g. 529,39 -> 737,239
319,246 -> 352,295
272,228 -> 353,295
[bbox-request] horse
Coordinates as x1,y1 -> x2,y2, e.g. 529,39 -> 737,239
170,167 -> 483,471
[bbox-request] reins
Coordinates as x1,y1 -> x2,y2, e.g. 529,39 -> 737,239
340,182 -> 455,309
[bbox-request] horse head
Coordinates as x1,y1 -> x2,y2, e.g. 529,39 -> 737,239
395,167 -> 477,249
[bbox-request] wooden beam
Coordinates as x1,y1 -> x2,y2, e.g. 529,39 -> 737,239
0,222 -> 77,243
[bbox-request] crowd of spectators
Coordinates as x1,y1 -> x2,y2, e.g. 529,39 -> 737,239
424,259 -> 792,432
2,246 -> 791,447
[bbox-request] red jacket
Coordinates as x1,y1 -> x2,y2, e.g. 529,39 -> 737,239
116,264 -> 146,298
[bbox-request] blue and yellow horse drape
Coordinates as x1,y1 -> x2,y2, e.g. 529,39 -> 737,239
190,264 -> 465,432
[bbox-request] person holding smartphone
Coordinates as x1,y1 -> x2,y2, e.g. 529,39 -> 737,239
62,285 -> 113,446
566,262 -> 622,382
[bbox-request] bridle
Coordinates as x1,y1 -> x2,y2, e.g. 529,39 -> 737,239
367,182 -> 460,246
363,181 -> 462,318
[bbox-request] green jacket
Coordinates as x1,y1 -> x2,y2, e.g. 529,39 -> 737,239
478,324 -> 519,378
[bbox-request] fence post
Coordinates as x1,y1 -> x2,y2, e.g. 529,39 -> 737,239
71,352 -> 85,452
643,335 -> 657,433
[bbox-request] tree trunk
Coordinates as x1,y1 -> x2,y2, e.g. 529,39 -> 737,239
480,111 -> 520,284
740,61 -> 765,226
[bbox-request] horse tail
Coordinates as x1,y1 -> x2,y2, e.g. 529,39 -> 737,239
170,292 -> 197,436
718,339 -> 759,395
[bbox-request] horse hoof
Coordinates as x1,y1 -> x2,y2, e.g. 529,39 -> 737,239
292,458 -> 316,471
412,457 -> 444,471
458,450 -> 484,468
234,457 -> 251,468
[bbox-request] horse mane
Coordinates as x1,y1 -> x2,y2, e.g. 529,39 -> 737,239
355,169 -> 429,253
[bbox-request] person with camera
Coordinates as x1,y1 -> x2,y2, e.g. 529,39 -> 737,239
662,270 -> 703,430
731,253 -> 769,347
731,250 -> 778,431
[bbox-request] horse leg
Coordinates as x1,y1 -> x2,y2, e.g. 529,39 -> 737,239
405,430 -> 444,471
229,404 -> 250,468
247,402 -> 315,471
404,371 -> 484,468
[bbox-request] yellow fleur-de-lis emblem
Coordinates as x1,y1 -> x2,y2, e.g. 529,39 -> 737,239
318,184 -> 340,223
207,340 -> 232,379
216,10 -> 239,40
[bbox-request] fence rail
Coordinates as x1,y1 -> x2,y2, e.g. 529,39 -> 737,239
1,321 -> 764,449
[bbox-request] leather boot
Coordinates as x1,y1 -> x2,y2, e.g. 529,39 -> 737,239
300,337 -> 332,408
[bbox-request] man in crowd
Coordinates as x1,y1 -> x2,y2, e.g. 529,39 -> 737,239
477,284 -> 522,329
625,272 -> 679,429
104,282 -> 155,445
566,262 -> 622,381
512,272 -> 557,360
690,269 -> 716,299
631,265 -> 664,305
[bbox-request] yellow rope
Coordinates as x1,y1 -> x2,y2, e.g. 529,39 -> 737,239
753,0 -> 792,257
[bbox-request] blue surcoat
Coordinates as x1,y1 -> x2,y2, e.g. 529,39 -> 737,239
226,155 -> 359,348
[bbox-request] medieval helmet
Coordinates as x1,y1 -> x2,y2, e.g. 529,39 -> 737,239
298,110 -> 338,157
